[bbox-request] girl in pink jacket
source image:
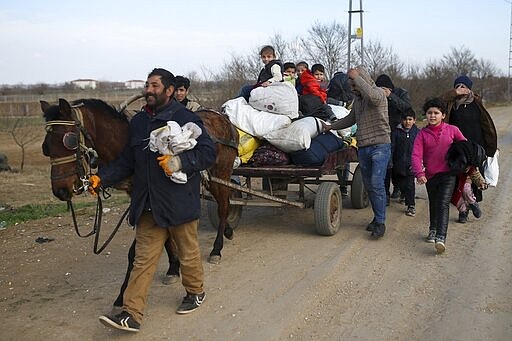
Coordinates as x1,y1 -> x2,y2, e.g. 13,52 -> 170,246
411,98 -> 466,254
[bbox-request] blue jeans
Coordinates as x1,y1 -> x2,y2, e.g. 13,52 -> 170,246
357,143 -> 391,224
239,84 -> 255,102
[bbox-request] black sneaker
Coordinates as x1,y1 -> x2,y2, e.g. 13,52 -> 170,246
468,203 -> 482,218
458,211 -> 468,224
405,205 -> 416,217
340,186 -> 348,198
435,236 -> 446,254
176,292 -> 206,314
426,230 -> 436,243
99,311 -> 140,332
370,223 -> 385,238
366,218 -> 377,231
390,188 -> 401,199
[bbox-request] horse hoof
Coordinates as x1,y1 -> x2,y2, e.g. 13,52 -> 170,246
208,255 -> 221,264
162,274 -> 180,285
224,227 -> 234,240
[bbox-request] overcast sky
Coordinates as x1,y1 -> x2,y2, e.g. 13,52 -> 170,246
0,0 -> 509,85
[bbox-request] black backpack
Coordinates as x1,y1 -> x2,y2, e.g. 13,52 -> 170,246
299,94 -> 330,120
327,72 -> 353,103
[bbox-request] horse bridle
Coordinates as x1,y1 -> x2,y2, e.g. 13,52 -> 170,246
44,104 -> 128,253
45,105 -> 99,194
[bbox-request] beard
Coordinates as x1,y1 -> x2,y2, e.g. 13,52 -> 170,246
145,91 -> 169,110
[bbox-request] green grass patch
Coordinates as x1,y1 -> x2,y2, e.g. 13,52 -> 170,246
0,195 -> 130,227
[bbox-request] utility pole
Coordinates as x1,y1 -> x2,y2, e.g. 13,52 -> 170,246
347,0 -> 364,69
508,0 -> 512,101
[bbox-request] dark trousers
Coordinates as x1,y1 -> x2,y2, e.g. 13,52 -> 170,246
396,174 -> 415,207
425,173 -> 456,238
385,167 -> 399,196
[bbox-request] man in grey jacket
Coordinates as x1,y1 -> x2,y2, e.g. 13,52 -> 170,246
331,66 -> 391,238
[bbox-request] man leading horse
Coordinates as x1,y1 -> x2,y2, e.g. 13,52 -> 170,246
91,68 -> 216,332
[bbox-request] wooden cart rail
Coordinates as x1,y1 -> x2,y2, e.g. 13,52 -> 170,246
232,146 -> 358,178
202,146 -> 366,237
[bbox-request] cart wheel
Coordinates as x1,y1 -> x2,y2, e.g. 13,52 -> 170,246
207,187 -> 243,231
351,164 -> 369,209
314,182 -> 342,236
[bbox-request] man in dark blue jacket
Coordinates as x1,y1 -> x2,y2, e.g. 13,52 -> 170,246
93,68 -> 216,332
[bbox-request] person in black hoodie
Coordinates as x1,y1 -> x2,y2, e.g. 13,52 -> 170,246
391,109 -> 419,216
375,74 -> 412,202
90,68 -> 216,332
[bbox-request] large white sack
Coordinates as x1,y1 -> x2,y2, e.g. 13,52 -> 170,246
222,97 -> 292,137
328,104 -> 356,137
263,117 -> 325,152
329,104 -> 350,119
249,82 -> 299,119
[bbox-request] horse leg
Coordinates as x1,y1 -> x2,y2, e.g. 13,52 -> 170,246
162,237 -> 180,285
208,182 -> 232,264
113,239 -> 136,308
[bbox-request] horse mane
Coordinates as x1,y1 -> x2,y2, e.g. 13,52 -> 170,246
43,98 -> 128,123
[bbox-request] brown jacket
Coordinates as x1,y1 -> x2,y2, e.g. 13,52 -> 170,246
331,67 -> 390,147
442,89 -> 497,157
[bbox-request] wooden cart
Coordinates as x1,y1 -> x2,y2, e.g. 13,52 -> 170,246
203,146 -> 368,236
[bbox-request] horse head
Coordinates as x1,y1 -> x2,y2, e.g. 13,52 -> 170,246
42,98 -> 131,202
41,98 -> 92,201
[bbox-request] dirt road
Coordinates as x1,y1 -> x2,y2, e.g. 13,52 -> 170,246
1,106 -> 511,340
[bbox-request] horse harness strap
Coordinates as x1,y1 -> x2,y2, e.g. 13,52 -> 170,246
45,106 -> 99,189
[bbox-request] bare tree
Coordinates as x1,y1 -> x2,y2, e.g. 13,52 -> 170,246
473,58 -> 500,100
354,40 -> 404,79
221,51 -> 260,83
10,115 -> 40,172
286,36 -> 307,64
474,58 -> 499,79
441,46 -> 478,77
269,33 -> 289,61
300,21 -> 349,78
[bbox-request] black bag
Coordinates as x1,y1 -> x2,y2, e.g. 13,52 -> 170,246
299,94 -> 330,120
327,72 -> 353,103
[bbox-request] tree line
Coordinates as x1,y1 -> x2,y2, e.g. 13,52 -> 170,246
1,21 -> 509,115
188,21 -> 509,113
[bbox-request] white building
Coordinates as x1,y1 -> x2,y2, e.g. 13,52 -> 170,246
71,79 -> 98,89
124,80 -> 145,89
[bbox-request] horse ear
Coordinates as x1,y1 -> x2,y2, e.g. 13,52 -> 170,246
58,98 -> 72,115
40,100 -> 51,113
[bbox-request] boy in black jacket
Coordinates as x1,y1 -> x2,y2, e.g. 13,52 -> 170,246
391,109 -> 419,216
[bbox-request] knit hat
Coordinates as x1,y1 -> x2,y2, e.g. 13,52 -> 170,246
453,75 -> 473,89
375,74 -> 394,89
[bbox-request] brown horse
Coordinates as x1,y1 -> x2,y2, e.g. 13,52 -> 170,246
41,98 -> 239,264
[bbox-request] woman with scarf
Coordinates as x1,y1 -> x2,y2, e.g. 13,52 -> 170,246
442,75 -> 497,223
